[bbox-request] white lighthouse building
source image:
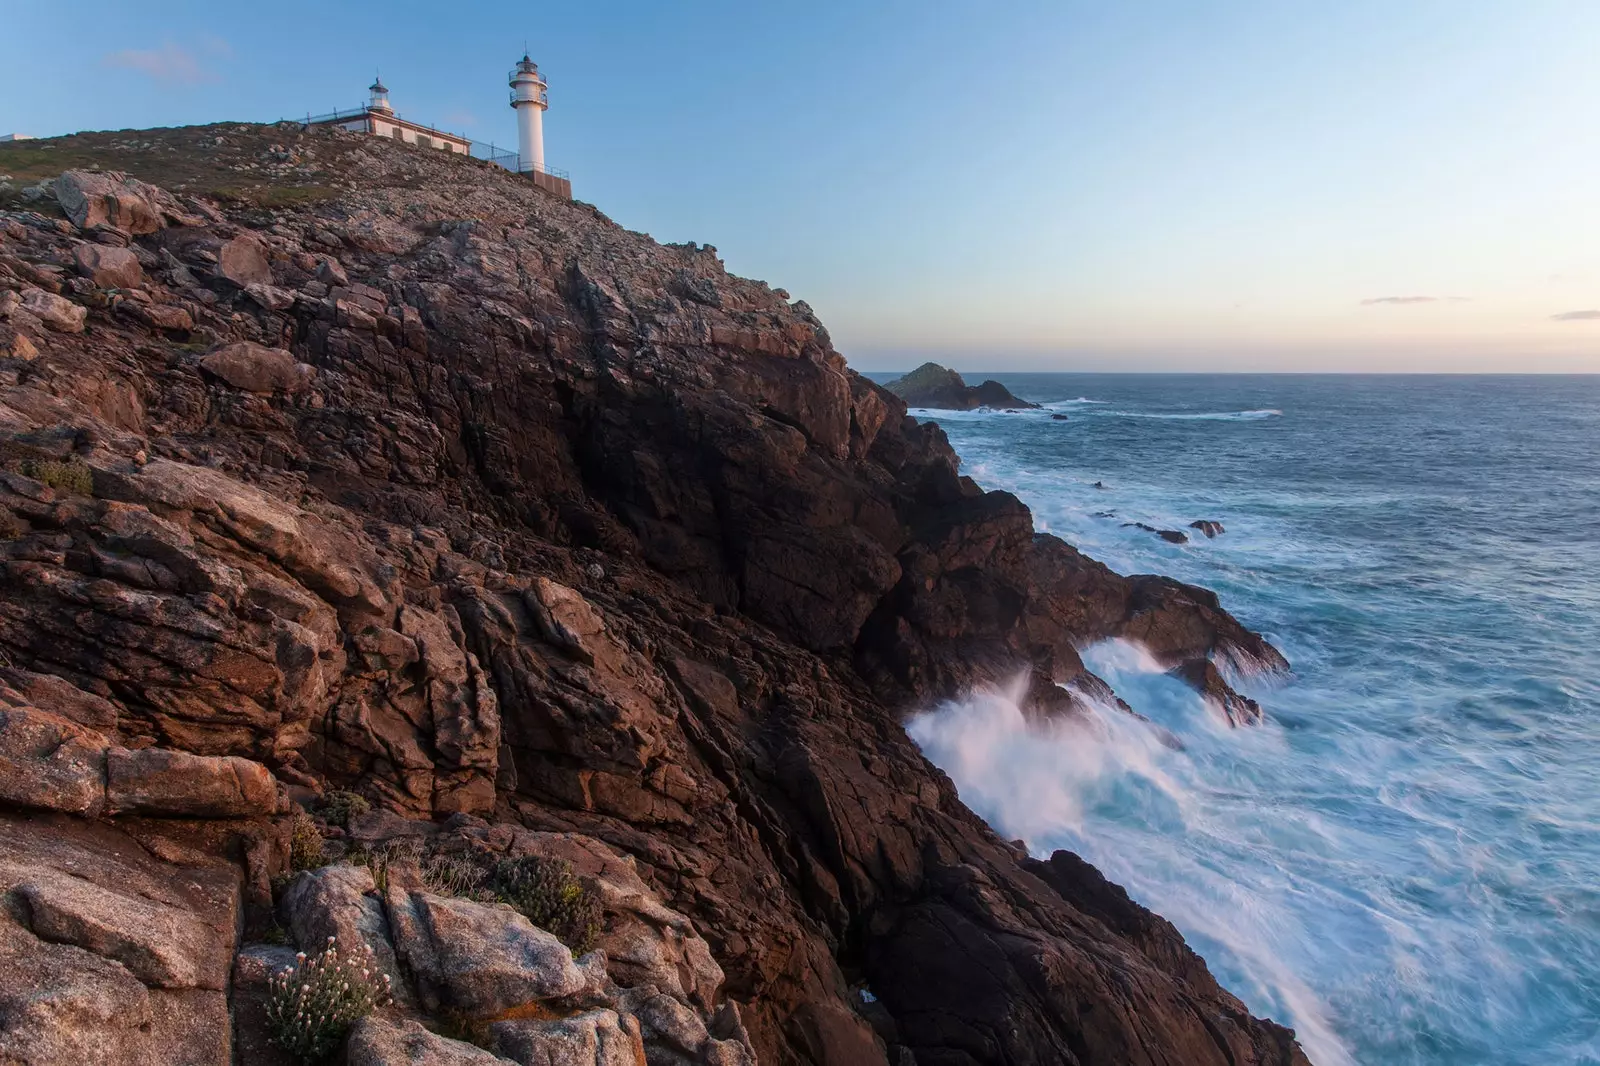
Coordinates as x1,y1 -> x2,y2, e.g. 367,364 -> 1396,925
509,55 -> 571,197
509,56 -> 546,172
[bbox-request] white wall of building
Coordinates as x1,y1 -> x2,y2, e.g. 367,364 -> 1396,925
343,117 -> 466,153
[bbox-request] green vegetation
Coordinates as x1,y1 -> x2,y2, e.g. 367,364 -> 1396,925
488,855 -> 602,956
317,790 -> 370,828
341,842 -> 602,954
19,457 -> 93,495
288,809 -> 326,872
265,936 -> 391,1063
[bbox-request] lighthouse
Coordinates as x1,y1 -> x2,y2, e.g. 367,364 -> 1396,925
508,54 -> 548,174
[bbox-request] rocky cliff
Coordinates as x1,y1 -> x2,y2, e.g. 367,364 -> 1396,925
0,123 -> 1305,1066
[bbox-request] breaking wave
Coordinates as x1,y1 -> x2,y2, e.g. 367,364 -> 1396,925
1109,408 -> 1283,421
905,648 -> 1354,1066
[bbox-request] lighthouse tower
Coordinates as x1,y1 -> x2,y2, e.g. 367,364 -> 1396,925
508,55 -> 548,173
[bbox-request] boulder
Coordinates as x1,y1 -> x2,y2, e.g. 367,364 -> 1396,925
0,326 -> 39,360
74,243 -> 143,289
0,814 -> 238,1066
199,340 -> 314,394
54,170 -> 164,234
243,282 -> 296,310
0,913 -> 161,1065
127,300 -> 194,331
218,234 -> 272,287
19,287 -> 87,333
11,866 -> 229,989
105,747 -> 278,817
1190,519 -> 1226,538
387,889 -> 586,1017
490,1008 -> 646,1066
347,1017 -> 516,1065
0,705 -> 108,815
316,257 -> 350,286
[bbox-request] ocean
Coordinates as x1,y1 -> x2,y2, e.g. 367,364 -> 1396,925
871,374 -> 1600,1066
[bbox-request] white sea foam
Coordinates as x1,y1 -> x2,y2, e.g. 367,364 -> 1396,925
906,643 -> 1354,1066
1107,408 -> 1283,421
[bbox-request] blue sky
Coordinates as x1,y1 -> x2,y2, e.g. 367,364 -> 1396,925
4,0 -> 1600,372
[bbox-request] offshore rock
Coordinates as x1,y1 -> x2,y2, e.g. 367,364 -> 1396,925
0,122 -> 1303,1066
881,361 -> 1038,410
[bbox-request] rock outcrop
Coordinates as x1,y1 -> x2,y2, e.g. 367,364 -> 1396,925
0,123 -> 1305,1066
881,361 -> 1038,410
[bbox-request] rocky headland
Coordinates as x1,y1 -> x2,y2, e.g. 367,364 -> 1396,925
881,362 -> 1038,411
0,123 -> 1303,1065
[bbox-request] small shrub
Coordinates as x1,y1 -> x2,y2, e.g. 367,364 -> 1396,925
346,837 -> 497,901
288,809 -> 326,872
19,457 -> 93,495
346,836 -> 423,894
265,936 -> 391,1063
489,855 -> 602,955
318,790 -> 370,828
421,850 -> 491,899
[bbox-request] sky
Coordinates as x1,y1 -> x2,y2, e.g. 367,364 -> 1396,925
4,0 -> 1600,373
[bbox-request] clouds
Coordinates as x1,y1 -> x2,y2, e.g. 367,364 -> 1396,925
1359,296 -> 1471,306
104,37 -> 230,86
1550,309 -> 1600,321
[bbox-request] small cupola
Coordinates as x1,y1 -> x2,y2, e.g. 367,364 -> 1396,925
368,77 -> 392,114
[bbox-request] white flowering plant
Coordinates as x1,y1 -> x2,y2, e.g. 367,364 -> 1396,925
264,936 -> 393,1062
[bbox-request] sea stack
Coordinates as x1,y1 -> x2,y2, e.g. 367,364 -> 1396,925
883,361 -> 1038,409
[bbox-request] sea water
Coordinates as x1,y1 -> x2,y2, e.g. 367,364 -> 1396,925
875,374 -> 1600,1066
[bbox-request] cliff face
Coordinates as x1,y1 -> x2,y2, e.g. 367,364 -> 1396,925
0,124 -> 1304,1066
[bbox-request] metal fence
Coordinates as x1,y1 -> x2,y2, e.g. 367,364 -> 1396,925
470,142 -> 569,179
